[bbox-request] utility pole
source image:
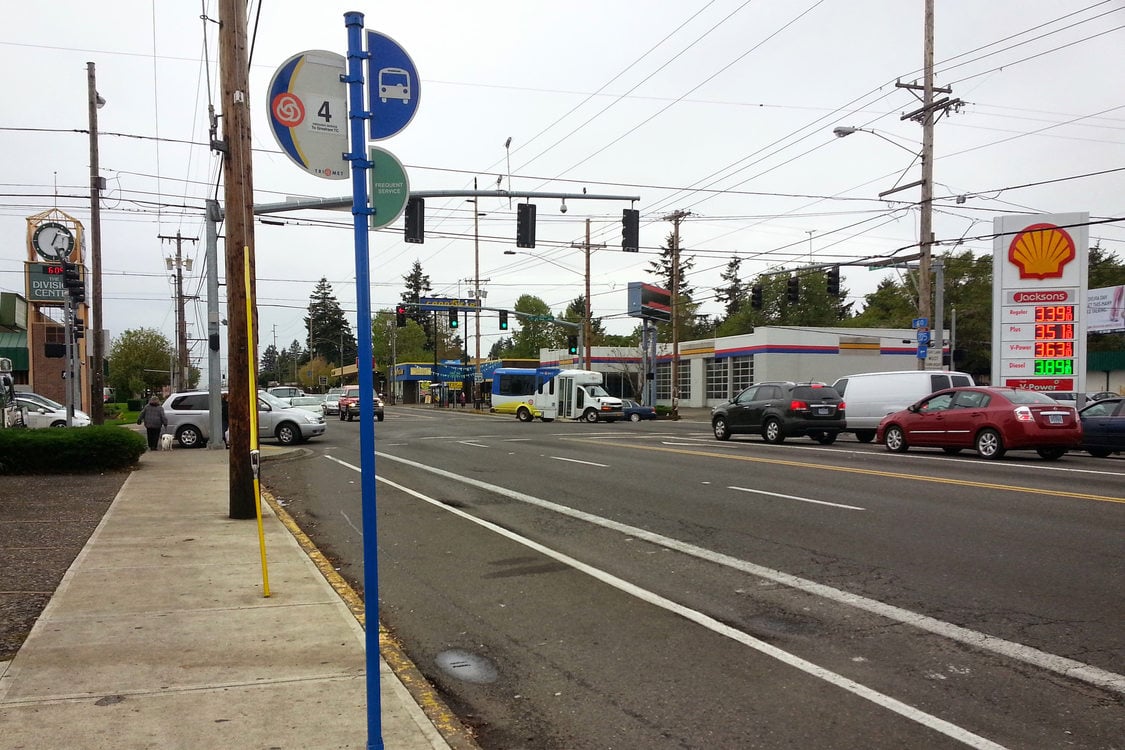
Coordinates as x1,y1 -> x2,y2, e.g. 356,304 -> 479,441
570,219 -> 604,369
159,232 -> 197,392
219,0 -> 258,519
663,210 -> 691,419
472,177 -> 481,403
87,62 -> 106,424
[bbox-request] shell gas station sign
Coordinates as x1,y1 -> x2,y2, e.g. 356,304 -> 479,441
991,213 -> 1088,393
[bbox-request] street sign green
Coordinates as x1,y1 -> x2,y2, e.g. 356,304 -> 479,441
368,146 -> 410,229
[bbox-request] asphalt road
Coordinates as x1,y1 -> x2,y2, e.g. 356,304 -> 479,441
263,406 -> 1124,749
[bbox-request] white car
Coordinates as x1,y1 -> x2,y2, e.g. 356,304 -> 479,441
288,395 -> 327,414
9,394 -> 91,428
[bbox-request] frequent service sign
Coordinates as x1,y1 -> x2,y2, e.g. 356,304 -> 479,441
991,213 -> 1088,393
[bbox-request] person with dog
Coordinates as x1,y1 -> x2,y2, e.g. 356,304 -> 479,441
137,395 -> 168,451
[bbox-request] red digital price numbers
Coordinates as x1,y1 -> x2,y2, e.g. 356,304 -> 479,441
46,265 -> 63,275
1034,323 -> 1074,340
1033,305 -> 1074,323
1034,341 -> 1074,358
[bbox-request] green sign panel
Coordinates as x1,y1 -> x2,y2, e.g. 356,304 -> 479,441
25,262 -> 70,304
368,146 -> 410,229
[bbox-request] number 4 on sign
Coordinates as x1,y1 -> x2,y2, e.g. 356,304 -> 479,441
318,100 -> 332,122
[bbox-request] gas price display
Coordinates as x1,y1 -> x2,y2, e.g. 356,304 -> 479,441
1032,305 -> 1075,376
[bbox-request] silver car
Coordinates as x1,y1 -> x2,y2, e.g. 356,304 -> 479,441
322,387 -> 345,416
163,390 -> 326,448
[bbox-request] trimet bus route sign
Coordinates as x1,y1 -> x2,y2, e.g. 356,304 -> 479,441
267,50 -> 349,180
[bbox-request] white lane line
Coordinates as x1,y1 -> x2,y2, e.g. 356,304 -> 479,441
551,456 -> 608,468
458,441 -> 489,448
331,454 -> 1004,749
367,452 -> 1125,697
729,485 -> 866,511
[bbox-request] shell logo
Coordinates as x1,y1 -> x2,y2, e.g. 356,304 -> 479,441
1008,222 -> 1075,280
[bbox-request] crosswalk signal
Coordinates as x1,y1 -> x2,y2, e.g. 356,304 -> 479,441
499,310 -> 508,330
750,285 -> 763,309
622,208 -> 640,252
516,202 -> 536,248
826,265 -> 841,297
786,275 -> 800,304
567,335 -> 578,355
449,308 -> 459,328
404,197 -> 424,244
395,303 -> 407,327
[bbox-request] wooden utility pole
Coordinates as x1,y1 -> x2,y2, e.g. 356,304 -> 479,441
219,0 -> 258,519
569,219 -> 603,369
159,232 -> 197,392
663,210 -> 690,419
87,62 -> 105,424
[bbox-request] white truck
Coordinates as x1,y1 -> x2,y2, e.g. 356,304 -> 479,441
523,369 -> 624,423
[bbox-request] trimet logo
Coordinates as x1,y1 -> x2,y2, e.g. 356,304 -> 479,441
1008,222 -> 1075,280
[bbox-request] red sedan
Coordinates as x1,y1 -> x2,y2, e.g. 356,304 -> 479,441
876,386 -> 1082,460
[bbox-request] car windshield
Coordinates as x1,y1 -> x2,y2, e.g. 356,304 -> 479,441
586,385 -> 611,398
328,388 -> 344,396
1005,390 -> 1058,405
258,391 -> 290,409
290,397 -> 322,406
24,394 -> 64,409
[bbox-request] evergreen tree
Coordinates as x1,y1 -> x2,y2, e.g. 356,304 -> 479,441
560,295 -> 607,347
714,256 -> 746,319
259,344 -> 280,383
304,278 -> 354,369
401,260 -> 434,348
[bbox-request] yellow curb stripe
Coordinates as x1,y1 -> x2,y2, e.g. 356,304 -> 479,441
575,441 -> 1125,504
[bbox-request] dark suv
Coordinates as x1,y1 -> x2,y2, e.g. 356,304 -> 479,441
711,382 -> 846,444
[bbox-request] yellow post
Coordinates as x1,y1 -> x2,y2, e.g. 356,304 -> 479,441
245,248 -> 270,597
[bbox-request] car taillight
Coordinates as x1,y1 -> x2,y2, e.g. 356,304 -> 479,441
838,400 -> 845,411
790,400 -> 808,410
1014,406 -> 1034,422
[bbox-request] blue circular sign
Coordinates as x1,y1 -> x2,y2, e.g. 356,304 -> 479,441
366,31 -> 421,141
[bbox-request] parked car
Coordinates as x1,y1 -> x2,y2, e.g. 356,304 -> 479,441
287,395 -> 327,414
338,386 -> 384,422
267,386 -> 304,401
711,382 -> 845,444
1077,397 -> 1124,457
322,387 -> 346,416
163,389 -> 326,448
1086,391 -> 1119,403
13,391 -> 91,423
621,399 -> 657,422
8,394 -> 90,428
831,370 -> 974,443
876,386 -> 1081,460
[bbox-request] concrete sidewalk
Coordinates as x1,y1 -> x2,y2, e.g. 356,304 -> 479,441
0,446 -> 472,749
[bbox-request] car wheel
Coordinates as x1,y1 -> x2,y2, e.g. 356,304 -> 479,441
813,431 -> 837,445
339,411 -> 347,421
1036,447 -> 1067,460
762,418 -> 785,444
884,425 -> 908,452
178,425 -> 204,449
276,423 -> 299,446
854,430 -> 876,443
376,414 -> 384,422
942,447 -> 963,455
630,413 -> 641,423
583,409 -> 599,423
49,420 -> 67,428
975,428 -> 1005,459
516,407 -> 533,423
1087,448 -> 1112,458
712,416 -> 731,441
347,410 -> 354,422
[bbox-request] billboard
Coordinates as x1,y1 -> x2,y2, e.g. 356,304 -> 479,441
1086,285 -> 1125,334
627,282 -> 672,322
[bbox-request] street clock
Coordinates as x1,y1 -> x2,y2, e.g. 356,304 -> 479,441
32,221 -> 75,261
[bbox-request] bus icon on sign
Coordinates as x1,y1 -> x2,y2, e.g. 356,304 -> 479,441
379,67 -> 410,103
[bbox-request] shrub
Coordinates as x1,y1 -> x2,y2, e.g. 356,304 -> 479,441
0,426 -> 145,474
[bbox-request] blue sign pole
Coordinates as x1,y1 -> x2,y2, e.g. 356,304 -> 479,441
343,12 -> 383,749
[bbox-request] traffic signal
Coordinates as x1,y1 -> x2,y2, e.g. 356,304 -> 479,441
750,285 -> 763,309
786,275 -> 799,304
404,196 -> 424,243
499,309 -> 508,330
63,261 -> 84,303
826,265 -> 841,297
567,335 -> 578,355
73,317 -> 85,339
395,303 -> 407,327
449,308 -> 459,328
622,208 -> 640,252
516,202 -> 536,248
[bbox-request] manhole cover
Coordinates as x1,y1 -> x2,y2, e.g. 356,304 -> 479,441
435,649 -> 499,684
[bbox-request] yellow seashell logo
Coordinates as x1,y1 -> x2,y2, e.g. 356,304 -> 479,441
1008,223 -> 1075,280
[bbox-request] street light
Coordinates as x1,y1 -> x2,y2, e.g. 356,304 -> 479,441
834,124 -> 933,370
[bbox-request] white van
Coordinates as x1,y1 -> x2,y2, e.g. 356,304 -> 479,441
831,370 -> 975,442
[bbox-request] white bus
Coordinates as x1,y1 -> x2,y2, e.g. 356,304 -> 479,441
491,367 -> 624,423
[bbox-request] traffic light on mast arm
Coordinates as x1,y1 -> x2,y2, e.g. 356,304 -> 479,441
404,196 -> 424,244
449,308 -> 459,328
395,303 -> 407,327
498,309 -> 508,330
567,335 -> 578,355
786,275 -> 799,304
826,265 -> 841,297
622,208 -> 640,252
516,202 -> 536,248
750,285 -> 763,309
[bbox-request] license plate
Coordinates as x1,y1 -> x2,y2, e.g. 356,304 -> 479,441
1048,414 -> 1063,424
816,407 -> 830,415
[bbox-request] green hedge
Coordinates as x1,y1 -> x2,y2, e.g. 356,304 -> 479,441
0,425 -> 146,475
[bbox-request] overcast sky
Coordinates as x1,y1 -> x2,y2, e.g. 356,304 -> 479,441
2,1 -> 1123,378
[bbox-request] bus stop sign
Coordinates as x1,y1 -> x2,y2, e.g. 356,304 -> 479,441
366,30 -> 421,141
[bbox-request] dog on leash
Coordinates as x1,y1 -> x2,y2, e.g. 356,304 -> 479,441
159,433 -> 174,451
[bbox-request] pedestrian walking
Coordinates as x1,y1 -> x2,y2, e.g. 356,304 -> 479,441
459,391 -> 466,408
137,395 -> 167,451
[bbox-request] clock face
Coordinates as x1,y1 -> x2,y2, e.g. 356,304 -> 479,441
32,221 -> 75,261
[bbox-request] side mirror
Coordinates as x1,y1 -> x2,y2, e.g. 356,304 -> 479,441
908,404 -> 920,413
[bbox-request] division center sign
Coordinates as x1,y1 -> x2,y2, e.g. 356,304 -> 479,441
267,50 -> 349,180
991,212 -> 1088,394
